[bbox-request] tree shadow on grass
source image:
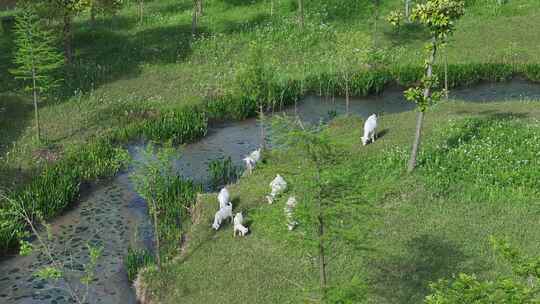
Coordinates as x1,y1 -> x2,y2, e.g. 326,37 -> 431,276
66,22 -> 204,96
0,95 -> 32,157
222,0 -> 264,7
220,12 -> 271,34
435,112 -> 529,152
370,234 -> 476,304
383,22 -> 430,47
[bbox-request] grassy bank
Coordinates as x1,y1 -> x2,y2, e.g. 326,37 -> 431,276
137,98 -> 540,303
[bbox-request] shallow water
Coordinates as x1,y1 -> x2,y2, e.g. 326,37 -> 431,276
0,80 -> 539,303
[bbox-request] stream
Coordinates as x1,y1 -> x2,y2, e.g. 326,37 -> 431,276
1,80 -> 539,304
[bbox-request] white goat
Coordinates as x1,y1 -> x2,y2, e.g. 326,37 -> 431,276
284,196 -> 298,231
243,148 -> 261,175
266,174 -> 287,204
212,203 -> 233,230
217,187 -> 230,209
233,212 -> 249,237
361,114 -> 378,146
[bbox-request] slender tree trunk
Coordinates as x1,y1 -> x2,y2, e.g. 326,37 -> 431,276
139,0 -> 144,24
315,169 -> 327,292
298,0 -> 304,29
444,48 -> 449,100
405,0 -> 410,21
90,4 -> 96,28
31,64 -> 40,143
259,104 -> 266,150
345,77 -> 350,116
408,38 -> 437,173
197,0 -> 203,17
373,0 -> 379,48
270,0 -> 274,16
63,10 -> 73,64
152,200 -> 161,270
192,0 -> 198,36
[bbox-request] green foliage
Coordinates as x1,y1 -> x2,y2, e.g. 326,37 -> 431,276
10,4 -> 63,96
425,239 -> 540,304
386,10 -> 405,29
208,156 -> 241,190
80,244 -> 103,285
419,117 -> 540,201
35,266 -> 63,281
409,0 -> 465,41
125,247 -> 155,282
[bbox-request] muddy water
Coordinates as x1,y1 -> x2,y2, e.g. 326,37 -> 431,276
0,80 -> 539,304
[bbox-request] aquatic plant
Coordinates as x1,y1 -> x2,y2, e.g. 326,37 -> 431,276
125,247 -> 155,282
208,156 -> 242,191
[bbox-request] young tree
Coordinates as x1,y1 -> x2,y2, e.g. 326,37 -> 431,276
1,194 -> 102,304
130,143 -> 190,270
10,5 -> 63,143
402,0 -> 464,172
271,117 -> 369,298
335,33 -> 370,116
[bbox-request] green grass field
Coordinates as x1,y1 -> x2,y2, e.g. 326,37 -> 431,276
138,99 -> 540,303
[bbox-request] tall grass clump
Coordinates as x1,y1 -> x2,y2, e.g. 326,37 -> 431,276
125,247 -> 155,282
139,106 -> 208,144
208,156 -> 241,190
419,117 -> 540,202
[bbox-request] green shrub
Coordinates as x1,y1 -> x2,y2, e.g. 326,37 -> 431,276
125,247 -> 155,282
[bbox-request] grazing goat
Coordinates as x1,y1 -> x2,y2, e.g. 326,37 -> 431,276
361,114 -> 378,146
233,212 -> 249,237
266,174 -> 287,204
212,203 -> 233,230
284,196 -> 298,231
218,187 -> 230,209
243,148 -> 262,175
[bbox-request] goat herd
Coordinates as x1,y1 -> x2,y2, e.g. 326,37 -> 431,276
210,113 -> 379,237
